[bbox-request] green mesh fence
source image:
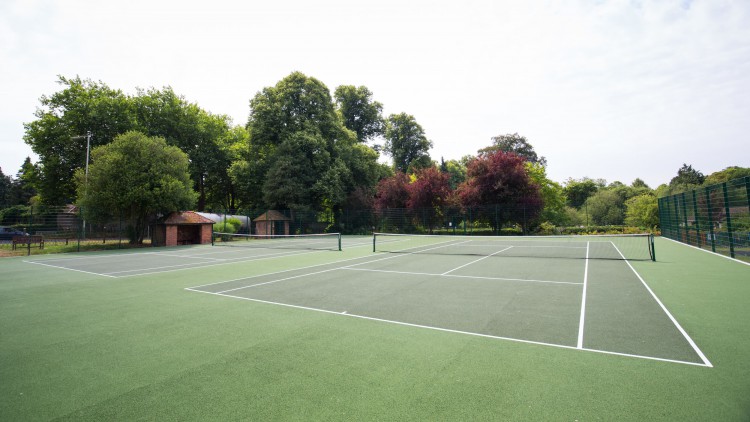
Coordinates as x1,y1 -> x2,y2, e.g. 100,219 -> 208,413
659,176 -> 750,262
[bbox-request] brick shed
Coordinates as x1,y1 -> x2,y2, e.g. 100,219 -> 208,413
153,211 -> 214,247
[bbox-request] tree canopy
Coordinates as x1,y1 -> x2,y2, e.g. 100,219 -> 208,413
384,113 -> 432,172
334,85 -> 385,143
479,133 -> 547,166
75,131 -> 196,244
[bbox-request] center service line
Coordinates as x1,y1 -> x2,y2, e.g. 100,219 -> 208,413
576,241 -> 590,349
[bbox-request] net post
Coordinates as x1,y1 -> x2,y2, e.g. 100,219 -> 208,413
338,233 -> 342,251
372,233 -> 376,253
211,231 -> 215,246
650,233 -> 656,261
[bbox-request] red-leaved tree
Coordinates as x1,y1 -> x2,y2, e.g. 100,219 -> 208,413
374,172 -> 410,210
458,151 -> 543,231
406,167 -> 453,233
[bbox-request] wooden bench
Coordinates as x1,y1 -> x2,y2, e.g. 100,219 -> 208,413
12,235 -> 44,251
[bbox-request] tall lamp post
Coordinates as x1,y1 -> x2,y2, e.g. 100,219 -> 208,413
72,131 -> 92,237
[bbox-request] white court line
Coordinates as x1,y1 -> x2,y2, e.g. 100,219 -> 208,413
24,260 -> 118,278
114,249 -> 322,277
441,246 -> 513,275
184,287 -> 710,367
576,241 -> 590,349
342,267 -> 582,286
611,242 -> 713,368
186,252 -> 387,291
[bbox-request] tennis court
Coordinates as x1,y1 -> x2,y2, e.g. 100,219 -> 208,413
5,233 -> 750,420
184,233 -> 708,366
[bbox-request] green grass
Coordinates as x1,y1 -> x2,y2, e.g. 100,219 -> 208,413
1,238 -> 749,420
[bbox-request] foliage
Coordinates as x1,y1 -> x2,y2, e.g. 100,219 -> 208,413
24,76 -> 135,205
703,166 -> 750,185
584,189 -> 625,226
241,72 -> 380,214
132,87 -> 235,210
334,85 -> 385,143
75,131 -> 197,244
624,193 -> 659,228
668,163 -> 705,194
0,167 -> 11,209
563,178 -> 602,208
458,151 -> 543,230
440,157 -> 469,189
526,162 -> 567,225
374,172 -> 410,210
478,133 -> 547,166
384,113 -> 432,172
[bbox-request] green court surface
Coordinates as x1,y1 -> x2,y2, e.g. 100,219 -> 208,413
1,235 -> 749,420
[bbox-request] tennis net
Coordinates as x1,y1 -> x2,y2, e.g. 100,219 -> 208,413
213,232 -> 342,251
373,233 -> 655,261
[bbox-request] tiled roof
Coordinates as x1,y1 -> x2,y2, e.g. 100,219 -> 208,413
161,211 -> 215,225
253,210 -> 291,222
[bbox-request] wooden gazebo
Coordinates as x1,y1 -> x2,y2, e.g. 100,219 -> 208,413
153,211 -> 214,246
253,210 -> 291,236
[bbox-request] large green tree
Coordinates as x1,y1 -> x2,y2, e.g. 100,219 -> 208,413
132,87 -> 234,211
75,131 -> 196,244
239,72 -> 381,213
625,194 -> 659,228
668,163 -> 705,194
334,85 -> 384,143
563,178 -> 602,208
384,113 -> 432,172
24,76 -> 135,205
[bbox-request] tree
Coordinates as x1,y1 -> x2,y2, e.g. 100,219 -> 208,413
478,133 -> 547,166
703,166 -> 750,185
526,162 -> 567,225
374,172 -> 410,210
75,131 -> 196,244
440,156 -> 469,190
669,164 -> 705,194
0,168 -> 11,208
405,167 -> 452,232
24,76 -> 135,205
584,189 -> 624,226
334,85 -> 384,143
625,194 -> 659,228
10,157 -> 38,206
384,113 -> 432,172
458,151 -> 543,230
132,87 -> 234,211
242,72 -> 380,213
563,178 -> 602,208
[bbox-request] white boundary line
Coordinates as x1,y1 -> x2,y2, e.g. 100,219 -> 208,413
576,241 -> 590,349
184,287 -> 710,367
24,260 -> 118,278
612,242 -> 713,367
661,236 -> 750,267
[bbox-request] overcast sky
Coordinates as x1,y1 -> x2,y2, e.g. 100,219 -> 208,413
1,0 -> 748,188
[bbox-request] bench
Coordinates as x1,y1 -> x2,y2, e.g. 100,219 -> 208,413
12,235 -> 44,251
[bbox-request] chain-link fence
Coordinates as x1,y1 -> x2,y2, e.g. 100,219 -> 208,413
0,205 -> 151,256
659,176 -> 750,262
205,204 -> 544,237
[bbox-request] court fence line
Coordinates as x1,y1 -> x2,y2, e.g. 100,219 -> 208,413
658,176 -> 750,262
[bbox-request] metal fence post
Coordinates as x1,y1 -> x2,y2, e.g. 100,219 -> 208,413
692,190 -> 701,248
705,187 -> 716,253
722,182 -> 735,258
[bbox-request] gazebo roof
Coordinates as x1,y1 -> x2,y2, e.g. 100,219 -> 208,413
160,211 -> 215,225
253,210 -> 291,222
